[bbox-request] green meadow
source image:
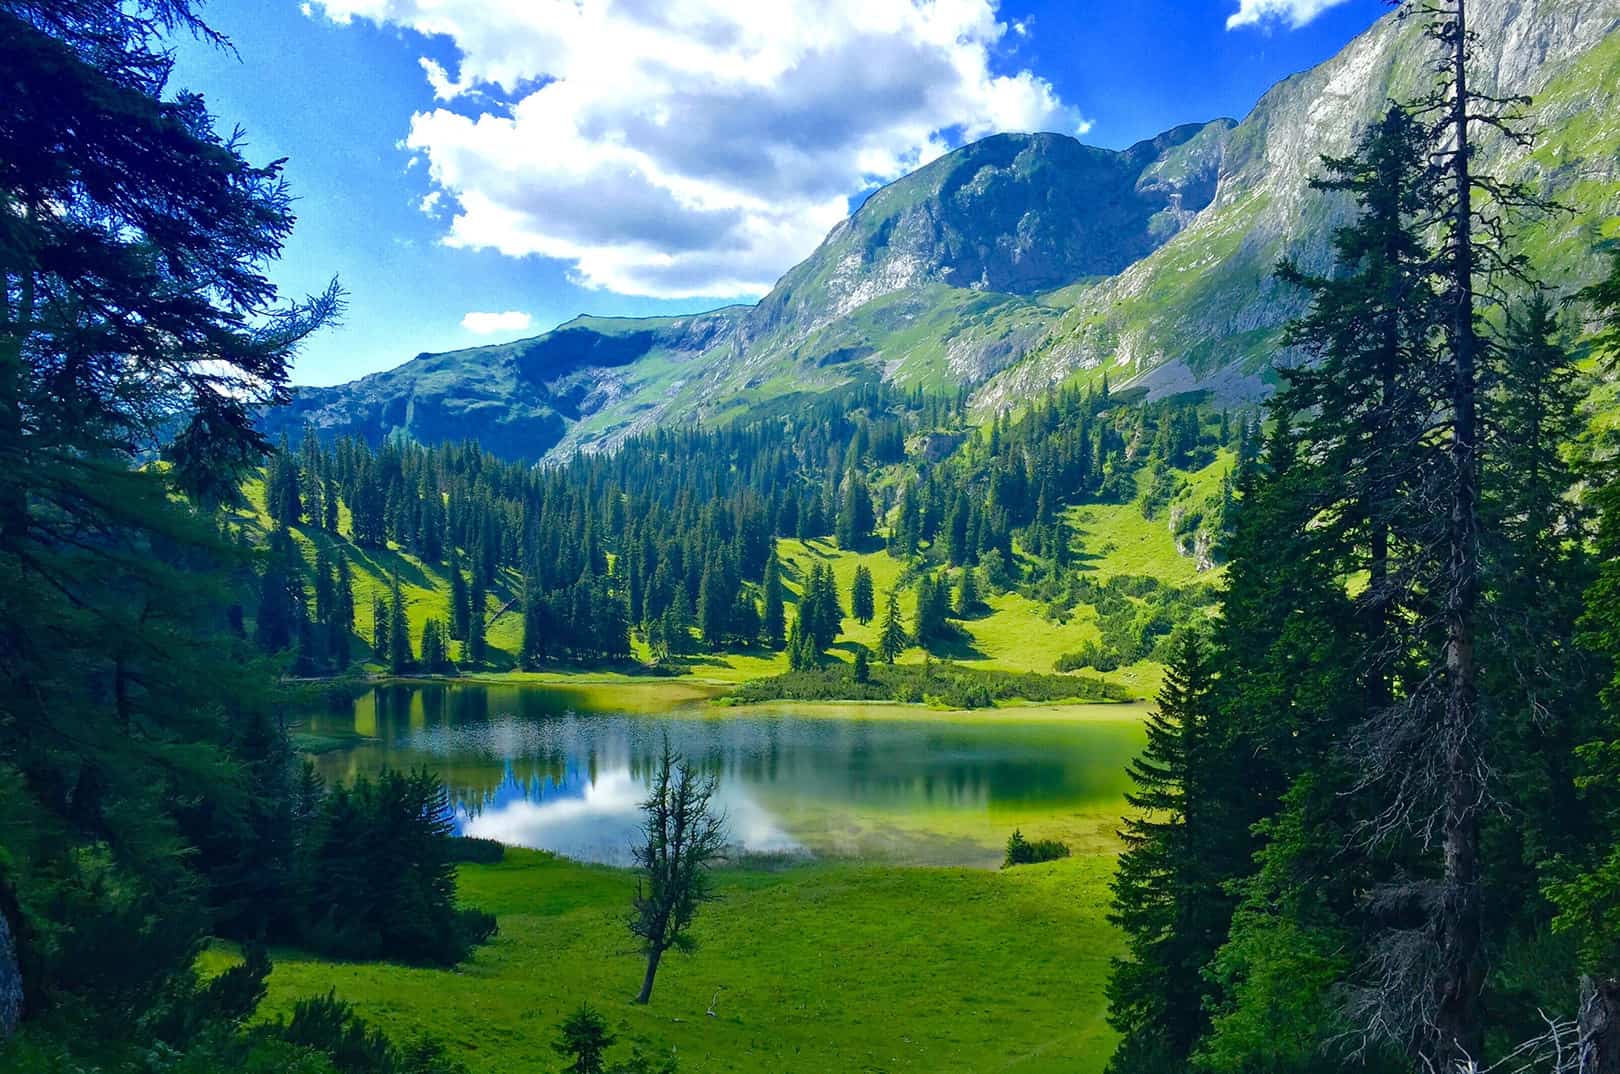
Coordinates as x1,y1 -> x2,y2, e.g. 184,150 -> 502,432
206,847 -> 1124,1074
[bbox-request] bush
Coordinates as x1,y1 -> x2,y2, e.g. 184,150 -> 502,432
298,768 -> 496,965
446,836 -> 505,864
1003,829 -> 1071,868
276,992 -> 467,1074
1054,641 -> 1121,674
733,662 -> 1131,708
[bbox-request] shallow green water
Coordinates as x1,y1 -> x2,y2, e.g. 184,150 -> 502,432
296,682 -> 1146,867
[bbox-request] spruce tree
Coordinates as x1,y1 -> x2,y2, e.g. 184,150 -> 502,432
448,545 -> 469,641
878,587 -> 907,664
332,554 -> 354,668
387,569 -> 411,674
762,550 -> 786,649
419,618 -> 448,674
955,565 -> 979,618
1107,632 -> 1221,1070
466,569 -> 487,665
372,593 -> 390,660
850,564 -> 875,625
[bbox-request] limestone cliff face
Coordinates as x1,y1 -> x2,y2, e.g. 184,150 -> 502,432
977,0 -> 1620,410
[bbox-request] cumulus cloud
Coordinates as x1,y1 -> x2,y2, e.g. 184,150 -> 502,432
307,0 -> 1088,298
461,310 -> 533,334
1226,0 -> 1351,30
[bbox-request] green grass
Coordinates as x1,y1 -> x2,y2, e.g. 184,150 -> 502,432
204,848 -> 1124,1074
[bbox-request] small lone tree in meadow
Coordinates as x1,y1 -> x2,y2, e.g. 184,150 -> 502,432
553,1004 -> 613,1074
630,741 -> 727,1004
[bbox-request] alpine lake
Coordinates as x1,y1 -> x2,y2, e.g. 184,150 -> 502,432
293,680 -> 1150,868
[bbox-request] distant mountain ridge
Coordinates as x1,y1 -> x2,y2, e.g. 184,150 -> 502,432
264,0 -> 1620,460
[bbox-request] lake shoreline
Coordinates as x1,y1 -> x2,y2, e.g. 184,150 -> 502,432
310,670 -> 1155,721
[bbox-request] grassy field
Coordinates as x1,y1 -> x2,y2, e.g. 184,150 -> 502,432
206,848 -> 1124,1074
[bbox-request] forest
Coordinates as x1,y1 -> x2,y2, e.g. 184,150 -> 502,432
4,0 -> 1620,1073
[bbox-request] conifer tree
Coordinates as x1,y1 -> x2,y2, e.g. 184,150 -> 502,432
465,569 -> 487,665
387,569 -> 411,674
448,545 -> 469,641
762,550 -> 786,649
878,587 -> 907,664
332,553 -> 354,668
372,593 -> 389,660
1107,632 -> 1222,1070
955,565 -> 979,618
850,564 -> 875,625
419,618 -> 449,674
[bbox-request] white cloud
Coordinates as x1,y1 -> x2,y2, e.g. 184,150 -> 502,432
1226,0 -> 1351,30
307,0 -> 1089,298
461,310 -> 533,334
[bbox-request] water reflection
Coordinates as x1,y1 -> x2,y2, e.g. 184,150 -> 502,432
299,683 -> 1144,867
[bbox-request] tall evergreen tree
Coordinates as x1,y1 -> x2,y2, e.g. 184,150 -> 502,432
878,587 -> 907,664
1107,632 -> 1224,1071
387,569 -> 411,674
850,564 -> 875,625
762,550 -> 786,649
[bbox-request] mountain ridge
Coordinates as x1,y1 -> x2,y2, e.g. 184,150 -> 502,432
264,0 -> 1620,460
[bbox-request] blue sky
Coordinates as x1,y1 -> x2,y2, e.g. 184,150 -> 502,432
169,0 -> 1388,386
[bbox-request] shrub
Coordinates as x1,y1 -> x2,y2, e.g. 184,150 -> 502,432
446,836 -> 505,864
1003,829 -> 1072,868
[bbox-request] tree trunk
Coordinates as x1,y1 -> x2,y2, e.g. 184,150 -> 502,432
1435,0 -> 1485,1065
0,908 -> 21,1037
635,946 -> 664,1005
1580,976 -> 1620,1074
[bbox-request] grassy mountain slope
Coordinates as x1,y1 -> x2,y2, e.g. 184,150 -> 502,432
978,0 -> 1620,409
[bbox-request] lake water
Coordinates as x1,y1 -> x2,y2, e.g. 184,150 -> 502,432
296,682 -> 1148,868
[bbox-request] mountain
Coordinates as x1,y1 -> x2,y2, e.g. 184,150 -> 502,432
265,0 -> 1620,460
977,0 -> 1620,410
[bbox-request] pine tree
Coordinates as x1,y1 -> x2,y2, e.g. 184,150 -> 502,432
836,469 -> 875,550
697,557 -> 726,648
955,565 -> 979,618
850,564 -> 875,625
912,572 -> 950,646
332,553 -> 354,668
419,618 -> 449,673
255,527 -> 304,654
387,569 -> 411,674
465,569 -> 487,665
762,550 -> 786,649
878,587 -> 907,664
323,473 -> 340,533
448,545 -> 469,641
372,593 -> 390,660
1106,632 -> 1224,1070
